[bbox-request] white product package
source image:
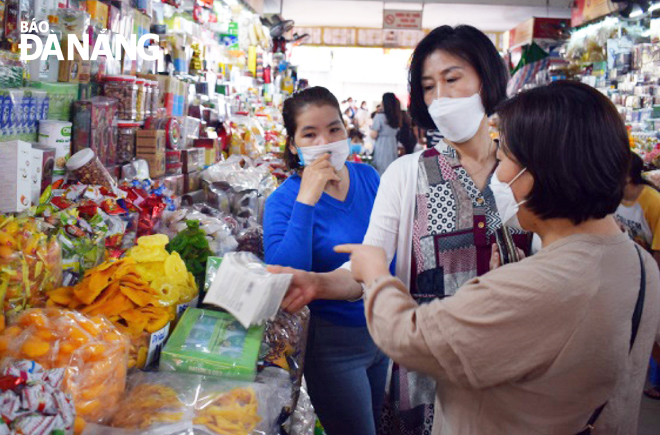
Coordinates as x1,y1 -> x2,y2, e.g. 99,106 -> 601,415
203,252 -> 292,328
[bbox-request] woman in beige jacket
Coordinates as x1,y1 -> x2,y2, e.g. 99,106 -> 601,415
325,81 -> 660,434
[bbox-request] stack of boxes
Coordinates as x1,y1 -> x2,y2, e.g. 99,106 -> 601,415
136,130 -> 166,178
181,148 -> 204,193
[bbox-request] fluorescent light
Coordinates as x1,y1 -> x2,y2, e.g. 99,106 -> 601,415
629,7 -> 644,18
630,2 -> 660,17
224,0 -> 238,6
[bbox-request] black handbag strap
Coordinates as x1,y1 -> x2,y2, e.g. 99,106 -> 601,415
576,245 -> 646,435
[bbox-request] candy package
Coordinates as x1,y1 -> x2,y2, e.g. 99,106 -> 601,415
82,371 -> 290,435
0,308 -> 129,427
260,308 -> 310,412
0,359 -> 77,435
49,207 -> 108,286
118,180 -> 176,237
0,216 -> 62,321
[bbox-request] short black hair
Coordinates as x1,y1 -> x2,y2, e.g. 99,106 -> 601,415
348,128 -> 364,142
498,81 -> 631,225
281,86 -> 342,171
628,152 -> 651,186
408,25 -> 509,130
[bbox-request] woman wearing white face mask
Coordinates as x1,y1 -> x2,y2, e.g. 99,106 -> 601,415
335,81 -> 660,435
270,26 -> 532,435
263,87 -> 390,435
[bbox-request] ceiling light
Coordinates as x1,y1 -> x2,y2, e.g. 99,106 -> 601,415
223,0 -> 238,6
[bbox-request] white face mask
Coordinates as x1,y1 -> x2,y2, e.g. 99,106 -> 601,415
489,168 -> 527,231
427,93 -> 486,143
296,138 -> 351,172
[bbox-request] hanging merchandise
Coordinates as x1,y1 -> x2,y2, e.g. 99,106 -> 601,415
507,43 -> 550,96
0,0 -> 319,430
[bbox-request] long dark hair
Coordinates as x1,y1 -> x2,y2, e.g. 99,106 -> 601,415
382,92 -> 401,129
408,25 -> 509,130
281,86 -> 342,170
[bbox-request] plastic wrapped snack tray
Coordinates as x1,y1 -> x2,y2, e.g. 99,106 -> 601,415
82,371 -> 291,435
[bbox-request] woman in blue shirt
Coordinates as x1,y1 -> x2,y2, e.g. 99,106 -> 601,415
264,87 -> 389,435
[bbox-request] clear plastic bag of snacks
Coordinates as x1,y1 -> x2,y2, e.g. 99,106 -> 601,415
0,216 -> 62,320
0,308 -> 129,427
82,371 -> 290,435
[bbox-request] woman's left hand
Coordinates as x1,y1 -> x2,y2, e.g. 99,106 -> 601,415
335,244 -> 391,285
490,243 -> 526,270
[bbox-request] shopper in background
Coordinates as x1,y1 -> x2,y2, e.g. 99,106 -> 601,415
345,97 -> 357,122
348,128 -> 365,155
335,81 -> 659,435
270,25 -> 531,435
263,87 -> 389,435
615,152 -> 660,401
357,101 -> 371,131
616,153 -> 660,264
371,92 -> 402,174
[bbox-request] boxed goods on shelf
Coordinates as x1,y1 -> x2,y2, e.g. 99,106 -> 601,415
181,148 -> 204,173
38,120 -> 72,183
160,308 -> 265,381
30,144 -> 56,204
0,140 -> 32,213
72,97 -> 119,167
136,129 -> 166,178
28,82 -> 77,122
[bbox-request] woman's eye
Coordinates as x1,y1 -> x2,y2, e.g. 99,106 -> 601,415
423,85 -> 434,92
303,133 -> 314,139
447,77 -> 459,84
330,128 -> 341,133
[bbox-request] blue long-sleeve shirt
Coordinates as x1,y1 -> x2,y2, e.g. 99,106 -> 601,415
264,162 -> 381,327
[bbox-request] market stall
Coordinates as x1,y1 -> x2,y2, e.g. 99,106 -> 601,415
0,0 -> 313,433
561,3 -> 660,181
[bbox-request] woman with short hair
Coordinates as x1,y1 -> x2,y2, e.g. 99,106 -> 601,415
338,81 -> 660,435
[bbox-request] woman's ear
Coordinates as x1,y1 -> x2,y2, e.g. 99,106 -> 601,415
289,143 -> 298,156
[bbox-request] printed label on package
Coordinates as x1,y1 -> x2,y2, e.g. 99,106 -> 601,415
176,296 -> 199,319
146,322 -> 170,368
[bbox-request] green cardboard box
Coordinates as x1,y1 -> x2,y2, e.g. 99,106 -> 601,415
160,308 -> 264,381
